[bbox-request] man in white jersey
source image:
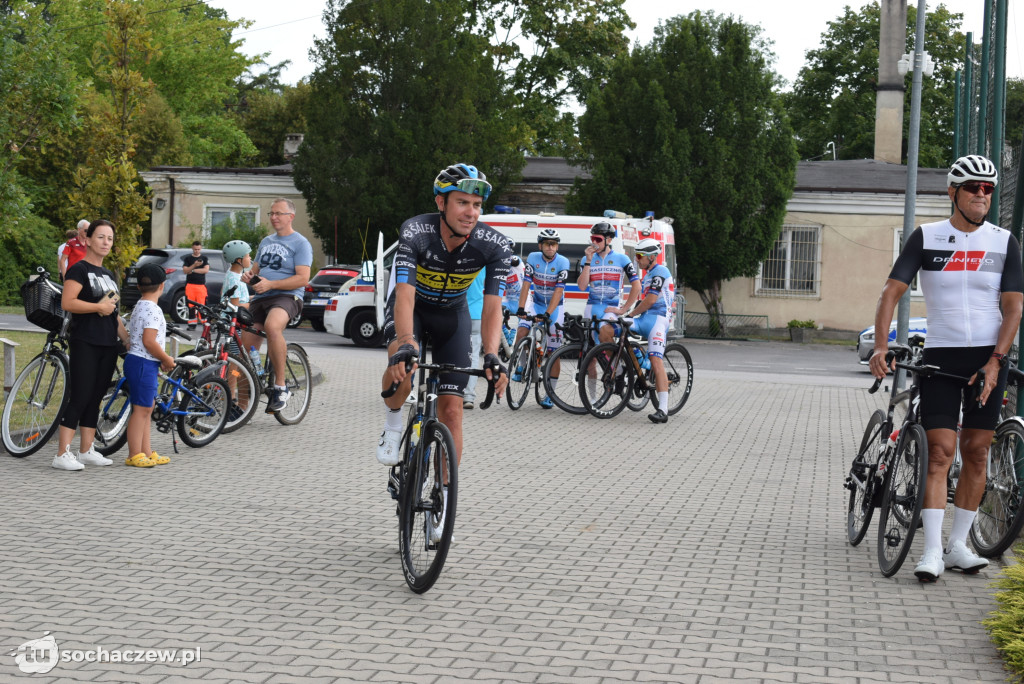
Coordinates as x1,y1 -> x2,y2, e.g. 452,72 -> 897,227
869,155 -> 1024,582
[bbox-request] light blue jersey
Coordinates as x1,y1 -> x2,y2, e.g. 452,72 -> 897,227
583,250 -> 638,305
253,232 -> 313,300
639,264 -> 674,318
523,252 -> 570,308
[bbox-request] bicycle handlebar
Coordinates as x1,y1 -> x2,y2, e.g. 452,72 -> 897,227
381,358 -> 498,408
868,348 -> 986,406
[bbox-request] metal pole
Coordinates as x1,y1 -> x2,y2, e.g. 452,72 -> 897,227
978,0 -> 993,155
953,70 -> 962,160
896,0 -> 928,390
963,32 -> 974,157
989,0 -> 1007,223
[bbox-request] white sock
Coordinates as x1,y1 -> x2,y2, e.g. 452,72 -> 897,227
383,407 -> 404,432
657,392 -> 668,411
947,506 -> 977,548
921,508 -> 945,554
588,378 -> 597,396
549,377 -> 558,391
276,384 -> 286,392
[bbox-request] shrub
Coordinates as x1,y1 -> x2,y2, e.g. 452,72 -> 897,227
787,319 -> 816,329
176,216 -> 268,251
984,546 -> 1024,681
0,215 -> 62,305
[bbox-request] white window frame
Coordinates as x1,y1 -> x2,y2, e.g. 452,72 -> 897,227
754,224 -> 822,297
203,204 -> 260,240
893,228 -> 924,297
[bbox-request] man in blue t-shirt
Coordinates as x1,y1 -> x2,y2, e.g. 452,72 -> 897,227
241,197 -> 313,413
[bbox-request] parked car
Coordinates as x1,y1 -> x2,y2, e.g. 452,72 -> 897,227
121,248 -> 229,323
856,317 -> 927,363
302,266 -> 360,331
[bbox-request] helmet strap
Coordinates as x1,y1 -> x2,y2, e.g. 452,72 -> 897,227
439,197 -> 471,242
953,187 -> 987,227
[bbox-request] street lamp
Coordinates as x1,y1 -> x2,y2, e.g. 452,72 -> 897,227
897,51 -> 935,77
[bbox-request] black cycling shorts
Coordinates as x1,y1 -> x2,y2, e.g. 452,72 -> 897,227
919,346 -> 1008,432
383,293 -> 472,396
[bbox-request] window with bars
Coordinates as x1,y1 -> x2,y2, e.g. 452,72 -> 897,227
755,225 -> 821,296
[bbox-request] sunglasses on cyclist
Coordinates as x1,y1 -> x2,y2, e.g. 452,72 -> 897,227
540,240 -> 559,248
958,181 -> 995,196
590,236 -> 605,243
442,178 -> 492,200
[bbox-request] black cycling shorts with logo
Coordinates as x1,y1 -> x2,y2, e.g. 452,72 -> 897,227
920,345 -> 1008,432
383,293 -> 472,396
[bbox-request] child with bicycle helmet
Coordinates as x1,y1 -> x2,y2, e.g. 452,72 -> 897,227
222,240 -> 252,311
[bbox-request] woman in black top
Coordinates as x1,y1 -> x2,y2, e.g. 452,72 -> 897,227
53,220 -> 130,471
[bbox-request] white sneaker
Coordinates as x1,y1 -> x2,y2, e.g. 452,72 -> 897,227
376,429 -> 402,466
914,548 -> 945,582
52,446 -> 84,471
943,540 -> 989,574
430,487 -> 448,544
77,447 -> 112,466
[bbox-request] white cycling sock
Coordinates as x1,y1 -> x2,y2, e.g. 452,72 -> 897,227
549,377 -> 558,391
383,406 -> 404,432
921,508 -> 945,554
587,378 -> 597,396
947,506 -> 977,547
657,391 -> 668,411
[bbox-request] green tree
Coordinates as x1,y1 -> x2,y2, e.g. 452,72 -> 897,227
1006,78 -> 1024,153
234,82 -> 310,166
784,2 -> 965,166
569,11 -> 797,331
294,0 -> 528,263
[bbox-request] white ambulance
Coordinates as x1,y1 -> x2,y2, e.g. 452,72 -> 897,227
322,211 -> 678,346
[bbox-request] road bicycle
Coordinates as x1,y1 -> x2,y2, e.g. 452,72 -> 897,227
506,312 -> 555,410
846,345 -> 1024,576
540,314 -> 600,415
187,293 -> 312,427
95,343 -> 231,453
3,269 -> 71,457
578,316 -> 693,419
382,345 -> 498,593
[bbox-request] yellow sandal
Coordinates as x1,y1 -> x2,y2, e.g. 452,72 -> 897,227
125,453 -> 156,468
149,452 -> 170,465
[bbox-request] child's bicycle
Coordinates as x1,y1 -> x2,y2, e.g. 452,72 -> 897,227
381,345 -> 499,593
95,325 -> 232,453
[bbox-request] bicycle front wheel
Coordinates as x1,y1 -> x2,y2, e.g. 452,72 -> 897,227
579,342 -> 632,419
877,423 -> 928,577
399,421 -> 457,593
176,377 -> 230,448
970,419 -> 1024,557
662,343 -> 694,415
848,409 -> 885,546
543,343 -> 588,415
626,342 -> 651,412
507,337 -> 534,410
2,351 -> 70,457
95,375 -> 132,456
193,350 -> 260,433
274,343 -> 312,425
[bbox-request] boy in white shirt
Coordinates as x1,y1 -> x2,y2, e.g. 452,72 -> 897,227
124,264 -> 176,467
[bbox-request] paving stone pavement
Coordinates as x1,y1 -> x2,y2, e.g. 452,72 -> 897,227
0,342 -> 1015,683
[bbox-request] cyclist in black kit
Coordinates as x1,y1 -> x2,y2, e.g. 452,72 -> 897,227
869,155 -> 1024,582
376,163 -> 512,467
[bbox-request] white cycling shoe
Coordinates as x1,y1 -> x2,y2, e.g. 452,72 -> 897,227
376,429 -> 402,466
914,549 -> 944,582
943,540 -> 989,574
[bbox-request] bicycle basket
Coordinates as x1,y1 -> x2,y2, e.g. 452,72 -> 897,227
20,275 -> 66,332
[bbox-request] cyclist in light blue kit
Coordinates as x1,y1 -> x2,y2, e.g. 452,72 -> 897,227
628,239 -> 675,424
577,221 -> 641,343
514,229 -> 570,408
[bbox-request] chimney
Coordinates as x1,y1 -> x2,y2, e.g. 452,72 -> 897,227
283,133 -> 304,160
874,0 -> 907,163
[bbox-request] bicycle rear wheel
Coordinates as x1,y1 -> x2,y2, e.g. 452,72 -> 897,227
95,375 -> 132,456
847,409 -> 885,546
662,343 -> 694,415
193,350 -> 260,433
274,343 -> 312,425
176,377 -> 230,448
579,342 -> 632,418
2,351 -> 70,457
970,419 -> 1024,557
507,337 -> 534,410
543,343 -> 588,415
877,423 -> 928,577
399,421 -> 457,593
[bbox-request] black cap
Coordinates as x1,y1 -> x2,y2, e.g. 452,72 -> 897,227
138,263 -> 166,286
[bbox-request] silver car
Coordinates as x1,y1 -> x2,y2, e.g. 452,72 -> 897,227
856,317 -> 927,363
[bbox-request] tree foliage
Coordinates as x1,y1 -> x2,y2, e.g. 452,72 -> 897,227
0,215 -> 64,305
784,2 -> 965,166
234,82 -> 310,167
569,11 -> 797,326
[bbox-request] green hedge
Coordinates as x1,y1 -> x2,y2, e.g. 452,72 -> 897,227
985,546 -> 1024,681
0,215 -> 62,305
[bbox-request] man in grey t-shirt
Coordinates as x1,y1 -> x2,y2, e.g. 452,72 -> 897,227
241,198 -> 313,413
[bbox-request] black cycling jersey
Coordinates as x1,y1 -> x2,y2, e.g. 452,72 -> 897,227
392,213 -> 511,308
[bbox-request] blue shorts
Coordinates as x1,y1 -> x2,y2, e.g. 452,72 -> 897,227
124,353 -> 160,407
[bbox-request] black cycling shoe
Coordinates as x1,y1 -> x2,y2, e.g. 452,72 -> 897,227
648,410 -> 668,424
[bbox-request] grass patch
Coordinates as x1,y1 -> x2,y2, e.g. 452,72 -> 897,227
0,305 -> 23,315
0,329 -> 49,380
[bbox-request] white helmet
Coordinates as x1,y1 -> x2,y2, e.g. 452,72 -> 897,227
537,228 -> 560,243
947,155 -> 998,187
635,238 -> 661,257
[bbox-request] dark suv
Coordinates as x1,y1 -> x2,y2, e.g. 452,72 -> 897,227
302,265 -> 360,331
121,248 -> 229,323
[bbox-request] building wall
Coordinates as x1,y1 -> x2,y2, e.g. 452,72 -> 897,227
680,192 -> 950,331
